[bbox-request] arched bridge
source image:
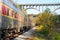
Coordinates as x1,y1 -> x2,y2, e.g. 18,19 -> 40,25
19,3 -> 60,12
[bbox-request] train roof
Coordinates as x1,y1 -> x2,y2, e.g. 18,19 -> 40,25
2,0 -> 20,12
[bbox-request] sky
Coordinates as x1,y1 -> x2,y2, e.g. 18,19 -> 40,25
13,0 -> 60,4
12,0 -> 60,14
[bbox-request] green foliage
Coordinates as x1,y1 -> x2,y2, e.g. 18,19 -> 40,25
55,34 -> 60,40
35,8 -> 60,40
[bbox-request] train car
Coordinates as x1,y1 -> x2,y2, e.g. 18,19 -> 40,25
0,0 -> 26,39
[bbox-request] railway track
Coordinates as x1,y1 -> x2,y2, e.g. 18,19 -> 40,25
0,27 -> 31,40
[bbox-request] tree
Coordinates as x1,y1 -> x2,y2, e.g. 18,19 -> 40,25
35,8 -> 59,40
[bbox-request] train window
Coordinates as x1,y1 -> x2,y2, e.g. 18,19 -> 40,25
14,12 -> 18,18
13,12 -> 15,18
14,13 -> 16,18
12,11 -> 13,17
13,11 -> 16,18
2,5 -> 7,15
12,11 -> 14,17
7,8 -> 9,16
9,10 -> 13,17
16,13 -> 18,18
13,11 -> 18,19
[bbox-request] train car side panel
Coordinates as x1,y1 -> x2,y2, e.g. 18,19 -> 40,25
0,0 -> 2,29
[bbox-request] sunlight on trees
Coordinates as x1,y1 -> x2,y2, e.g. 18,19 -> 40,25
31,8 -> 60,40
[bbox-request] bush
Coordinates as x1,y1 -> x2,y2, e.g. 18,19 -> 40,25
55,34 -> 60,40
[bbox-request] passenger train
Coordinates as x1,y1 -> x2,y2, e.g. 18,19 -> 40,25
0,0 -> 32,40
